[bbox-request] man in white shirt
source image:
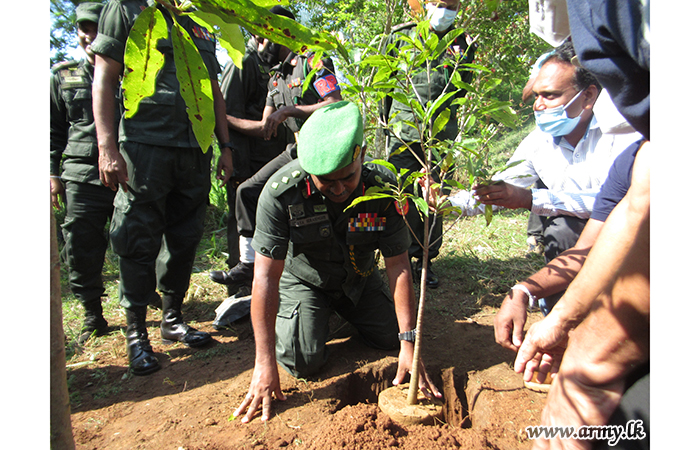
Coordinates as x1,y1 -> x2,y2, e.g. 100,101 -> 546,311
462,41 -> 642,312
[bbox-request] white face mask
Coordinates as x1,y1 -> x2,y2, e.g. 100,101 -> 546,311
425,4 -> 457,32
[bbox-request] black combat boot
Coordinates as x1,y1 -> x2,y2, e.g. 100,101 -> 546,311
208,261 -> 254,288
77,299 -> 109,344
414,258 -> 439,289
125,307 -> 160,376
160,294 -> 212,347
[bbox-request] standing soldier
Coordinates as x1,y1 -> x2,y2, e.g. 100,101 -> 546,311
91,0 -> 233,375
50,2 -> 112,344
209,15 -> 342,292
383,0 -> 475,288
217,6 -> 297,296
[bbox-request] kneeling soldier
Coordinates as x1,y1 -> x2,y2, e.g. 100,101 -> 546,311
233,101 -> 441,423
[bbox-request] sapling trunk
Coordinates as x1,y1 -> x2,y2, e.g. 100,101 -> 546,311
407,177 -> 432,405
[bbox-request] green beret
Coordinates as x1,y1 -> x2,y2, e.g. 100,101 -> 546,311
76,2 -> 103,25
297,101 -> 364,176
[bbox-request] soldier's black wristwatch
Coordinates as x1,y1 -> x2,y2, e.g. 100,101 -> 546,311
398,329 -> 416,342
220,141 -> 233,149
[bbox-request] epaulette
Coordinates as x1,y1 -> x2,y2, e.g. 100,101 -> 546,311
268,162 -> 308,198
51,59 -> 79,74
362,161 -> 397,188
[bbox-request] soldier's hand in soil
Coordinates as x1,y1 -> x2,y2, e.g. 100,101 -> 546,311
233,362 -> 286,423
393,344 -> 442,399
493,290 -> 528,351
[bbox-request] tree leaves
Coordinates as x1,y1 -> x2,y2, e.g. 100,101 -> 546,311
122,5 -> 167,119
189,0 -> 346,59
187,10 -> 246,68
120,0 -> 349,154
171,19 -> 215,152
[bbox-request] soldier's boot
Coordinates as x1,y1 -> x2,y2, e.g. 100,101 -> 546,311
77,299 -> 109,344
414,258 -> 439,289
125,307 -> 160,376
160,294 -> 212,348
147,290 -> 162,310
209,261 -> 254,289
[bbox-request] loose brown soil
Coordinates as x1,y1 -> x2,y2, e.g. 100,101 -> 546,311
66,267 -> 547,450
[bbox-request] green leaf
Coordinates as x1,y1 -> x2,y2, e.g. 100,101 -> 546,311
424,91 -> 456,123
484,204 -> 493,226
249,0 -> 289,8
187,10 -> 245,68
482,78 -> 503,92
442,179 -> 466,190
412,197 -> 429,219
388,91 -> 411,108
122,5 -> 167,119
171,19 -> 215,152
368,159 -> 398,177
432,107 -> 451,136
433,28 -> 464,58
484,0 -> 501,13
344,192 -> 396,212
190,0 -> 345,58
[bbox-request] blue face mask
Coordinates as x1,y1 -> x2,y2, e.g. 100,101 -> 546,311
535,90 -> 585,136
425,4 -> 457,32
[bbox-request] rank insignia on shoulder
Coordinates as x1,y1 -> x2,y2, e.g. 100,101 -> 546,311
348,213 -> 386,232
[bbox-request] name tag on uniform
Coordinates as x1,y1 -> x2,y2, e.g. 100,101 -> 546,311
348,213 -> 386,232
289,214 -> 330,228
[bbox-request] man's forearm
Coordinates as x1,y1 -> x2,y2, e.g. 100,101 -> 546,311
227,115 -> 266,138
93,55 -> 121,155
282,91 -> 342,121
250,254 -> 285,366
384,253 -> 417,333
213,80 -> 231,145
519,219 -> 603,302
547,143 -> 650,332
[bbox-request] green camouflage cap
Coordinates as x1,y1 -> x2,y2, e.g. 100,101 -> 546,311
75,2 -> 103,24
297,101 -> 364,176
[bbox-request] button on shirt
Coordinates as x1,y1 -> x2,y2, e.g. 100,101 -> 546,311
493,116 -> 643,218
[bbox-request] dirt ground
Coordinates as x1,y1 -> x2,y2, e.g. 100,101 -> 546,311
66,270 -> 547,450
